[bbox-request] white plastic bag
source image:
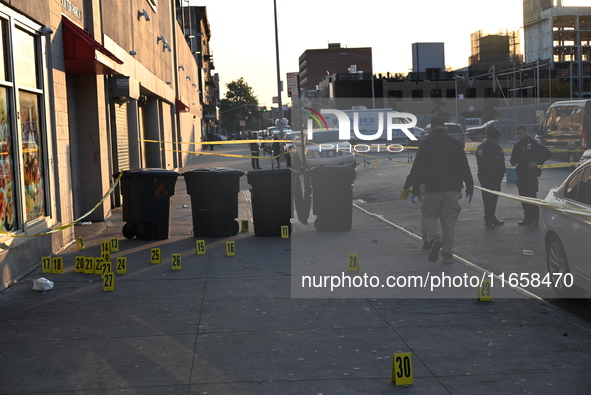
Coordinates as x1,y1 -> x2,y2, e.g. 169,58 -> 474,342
32,277 -> 54,292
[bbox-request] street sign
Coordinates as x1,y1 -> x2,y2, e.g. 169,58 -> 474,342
287,72 -> 299,98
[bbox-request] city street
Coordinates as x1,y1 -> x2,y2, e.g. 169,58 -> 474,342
351,147 -> 591,319
3,142 -> 591,394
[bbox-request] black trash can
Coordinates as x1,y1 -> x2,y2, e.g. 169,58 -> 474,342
183,168 -> 244,237
310,167 -> 356,231
246,169 -> 291,237
119,169 -> 180,240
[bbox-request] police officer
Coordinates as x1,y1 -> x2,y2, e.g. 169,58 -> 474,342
476,128 -> 506,229
250,132 -> 262,170
509,125 -> 551,226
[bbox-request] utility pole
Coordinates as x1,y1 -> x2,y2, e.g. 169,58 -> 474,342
273,0 -> 286,168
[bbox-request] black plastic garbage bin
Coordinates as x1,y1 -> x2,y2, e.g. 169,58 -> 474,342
119,169 -> 180,240
182,168 -> 244,237
310,167 -> 356,231
246,169 -> 291,237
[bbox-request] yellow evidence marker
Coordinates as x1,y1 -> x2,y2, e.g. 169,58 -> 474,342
392,352 -> 413,385
196,240 -> 206,255
41,257 -> 52,273
399,189 -> 411,200
348,254 -> 359,271
94,258 -> 104,275
102,272 -> 115,292
52,257 -> 64,274
171,253 -> 182,270
478,279 -> 492,301
101,240 -> 111,256
75,256 -> 85,273
151,248 -> 161,264
116,257 -> 127,274
241,220 -> 249,232
101,259 -> 113,278
110,237 -> 119,252
76,237 -> 86,251
280,225 -> 290,239
225,241 -> 235,256
84,257 -> 94,274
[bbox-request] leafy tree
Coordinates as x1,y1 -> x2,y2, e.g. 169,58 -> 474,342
220,77 -> 261,134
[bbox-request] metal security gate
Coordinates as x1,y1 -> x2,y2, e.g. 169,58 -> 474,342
115,99 -> 130,172
138,105 -> 146,168
161,102 -> 173,169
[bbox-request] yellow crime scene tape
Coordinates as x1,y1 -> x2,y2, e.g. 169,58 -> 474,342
475,186 -> 591,218
0,173 -> 123,239
141,139 -> 292,161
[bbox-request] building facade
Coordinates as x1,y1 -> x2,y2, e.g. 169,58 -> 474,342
0,0 -> 210,290
523,0 -> 591,97
298,43 -> 372,97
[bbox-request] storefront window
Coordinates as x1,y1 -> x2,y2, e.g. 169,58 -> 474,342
0,20 -> 7,82
20,91 -> 45,222
0,87 -> 15,231
14,27 -> 37,89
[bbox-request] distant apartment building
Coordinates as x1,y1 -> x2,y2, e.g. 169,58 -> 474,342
298,43 -> 372,97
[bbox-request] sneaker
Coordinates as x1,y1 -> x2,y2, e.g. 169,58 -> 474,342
428,240 -> 442,262
421,240 -> 431,250
492,219 -> 505,226
442,255 -> 453,264
484,222 -> 495,229
518,219 -> 533,226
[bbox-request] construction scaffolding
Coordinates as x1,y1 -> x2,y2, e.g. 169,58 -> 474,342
469,29 -> 522,67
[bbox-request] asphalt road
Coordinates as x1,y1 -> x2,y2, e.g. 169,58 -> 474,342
349,148 -> 591,321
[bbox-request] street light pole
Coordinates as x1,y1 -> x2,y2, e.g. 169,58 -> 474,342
454,76 -> 459,124
273,0 -> 286,168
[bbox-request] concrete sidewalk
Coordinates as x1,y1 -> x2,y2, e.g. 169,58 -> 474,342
1,144 -> 591,394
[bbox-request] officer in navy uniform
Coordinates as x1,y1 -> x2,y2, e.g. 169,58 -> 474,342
509,125 -> 551,226
476,128 -> 506,229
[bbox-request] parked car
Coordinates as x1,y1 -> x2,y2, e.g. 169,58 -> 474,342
466,119 -> 518,141
266,126 -> 291,137
420,123 -> 465,146
464,117 -> 482,129
210,133 -> 227,141
540,159 -> 591,297
578,149 -> 591,167
292,128 -> 355,169
284,131 -> 301,151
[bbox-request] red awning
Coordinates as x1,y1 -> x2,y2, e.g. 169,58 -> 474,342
175,97 -> 189,113
62,17 -> 123,75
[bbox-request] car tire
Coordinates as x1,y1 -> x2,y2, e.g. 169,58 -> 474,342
546,234 -> 582,298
